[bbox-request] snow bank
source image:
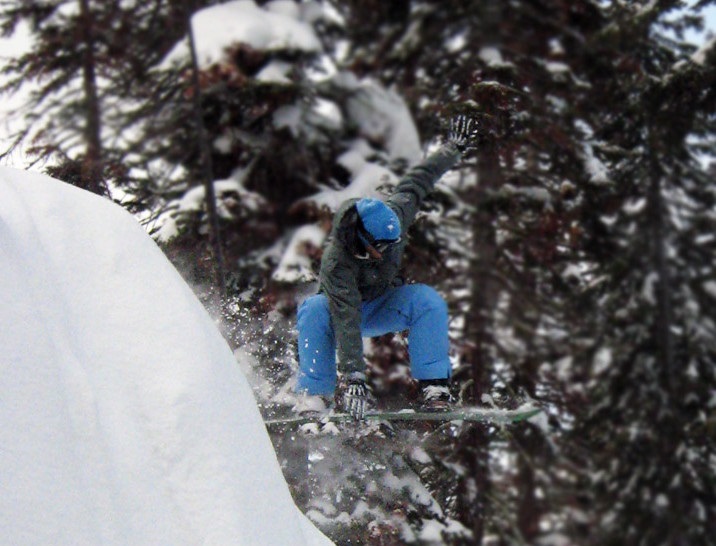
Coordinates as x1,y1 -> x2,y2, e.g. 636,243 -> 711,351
0,167 -> 332,546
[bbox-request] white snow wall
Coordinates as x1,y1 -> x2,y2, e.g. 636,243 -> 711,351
0,167 -> 332,546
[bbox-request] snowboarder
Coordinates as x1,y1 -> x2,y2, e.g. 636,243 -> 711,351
294,115 -> 481,420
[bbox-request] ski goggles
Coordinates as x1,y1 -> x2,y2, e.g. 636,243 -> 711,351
371,236 -> 402,253
356,227 -> 401,259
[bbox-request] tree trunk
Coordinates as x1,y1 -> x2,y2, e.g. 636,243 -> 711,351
453,6 -> 507,537
647,126 -> 674,390
514,426 -> 540,542
455,143 -> 502,545
648,125 -> 689,546
185,1 -> 226,297
78,0 -> 106,196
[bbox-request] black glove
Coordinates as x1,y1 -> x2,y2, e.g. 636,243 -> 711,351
447,114 -> 482,153
342,372 -> 369,421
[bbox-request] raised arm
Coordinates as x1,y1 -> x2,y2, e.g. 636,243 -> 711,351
387,145 -> 461,230
388,114 -> 482,229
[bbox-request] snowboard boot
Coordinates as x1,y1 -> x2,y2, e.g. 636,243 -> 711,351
419,379 -> 454,412
292,393 -> 333,418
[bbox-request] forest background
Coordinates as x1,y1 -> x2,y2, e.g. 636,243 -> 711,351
1,1 -> 715,545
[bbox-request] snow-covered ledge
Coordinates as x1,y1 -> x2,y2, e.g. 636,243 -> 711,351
0,167 -> 332,546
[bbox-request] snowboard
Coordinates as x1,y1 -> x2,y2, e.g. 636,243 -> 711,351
265,404 -> 541,430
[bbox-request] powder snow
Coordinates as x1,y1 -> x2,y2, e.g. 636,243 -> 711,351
0,167 -> 332,546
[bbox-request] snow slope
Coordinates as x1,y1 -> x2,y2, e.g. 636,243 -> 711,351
0,167 -> 332,546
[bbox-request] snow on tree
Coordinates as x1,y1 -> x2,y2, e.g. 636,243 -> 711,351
0,166 -> 332,546
162,0 -> 323,67
134,0 -> 422,297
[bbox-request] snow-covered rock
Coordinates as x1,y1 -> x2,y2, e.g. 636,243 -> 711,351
0,167 -> 332,546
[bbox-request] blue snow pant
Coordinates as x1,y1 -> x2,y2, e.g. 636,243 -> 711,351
295,284 -> 451,395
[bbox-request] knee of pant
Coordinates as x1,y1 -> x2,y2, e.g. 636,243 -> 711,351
412,284 -> 448,316
297,294 -> 331,330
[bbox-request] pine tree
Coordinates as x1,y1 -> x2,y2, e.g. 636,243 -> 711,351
565,3 -> 716,543
0,0 -> 179,196
130,0 -> 346,297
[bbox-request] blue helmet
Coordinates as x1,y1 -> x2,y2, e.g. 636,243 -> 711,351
355,198 -> 401,243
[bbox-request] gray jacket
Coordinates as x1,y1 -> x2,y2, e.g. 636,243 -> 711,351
318,144 -> 462,374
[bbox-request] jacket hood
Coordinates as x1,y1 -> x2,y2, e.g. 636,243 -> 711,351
333,199 -> 363,256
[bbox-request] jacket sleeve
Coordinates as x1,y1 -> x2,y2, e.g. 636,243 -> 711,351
319,244 -> 365,375
388,144 -> 462,230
